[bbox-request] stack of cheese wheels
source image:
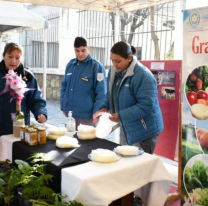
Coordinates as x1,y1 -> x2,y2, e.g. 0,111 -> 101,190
115,145 -> 138,155
91,149 -> 118,163
77,124 -> 96,140
56,136 -> 79,148
47,127 -> 67,140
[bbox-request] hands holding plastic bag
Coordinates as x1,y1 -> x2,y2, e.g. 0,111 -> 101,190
93,109 -> 119,138
93,108 -> 120,123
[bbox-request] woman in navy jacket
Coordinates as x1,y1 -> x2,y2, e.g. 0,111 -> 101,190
94,41 -> 163,154
0,43 -> 47,136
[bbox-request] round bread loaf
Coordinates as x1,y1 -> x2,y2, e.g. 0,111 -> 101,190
115,146 -> 138,155
56,136 -> 79,148
47,127 -> 67,140
77,124 -> 96,140
191,104 -> 208,120
91,149 -> 117,163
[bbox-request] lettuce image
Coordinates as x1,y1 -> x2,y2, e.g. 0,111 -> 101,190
190,188 -> 208,206
184,160 -> 208,206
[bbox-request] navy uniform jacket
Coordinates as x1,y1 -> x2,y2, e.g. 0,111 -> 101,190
61,55 -> 106,119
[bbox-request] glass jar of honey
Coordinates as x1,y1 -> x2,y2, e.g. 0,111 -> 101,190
28,129 -> 38,146
37,127 -> 46,144
24,126 -> 30,143
20,125 -> 26,142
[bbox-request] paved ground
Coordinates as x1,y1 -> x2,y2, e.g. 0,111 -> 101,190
45,100 -> 67,127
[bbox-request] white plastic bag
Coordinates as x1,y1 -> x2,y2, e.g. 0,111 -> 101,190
96,113 -> 117,138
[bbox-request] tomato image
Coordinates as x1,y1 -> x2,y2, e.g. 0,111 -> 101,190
197,90 -> 208,101
186,91 -> 197,105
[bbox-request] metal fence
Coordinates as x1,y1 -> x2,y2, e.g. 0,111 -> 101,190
78,2 -> 175,67
19,13 -> 59,68
19,2 -> 175,69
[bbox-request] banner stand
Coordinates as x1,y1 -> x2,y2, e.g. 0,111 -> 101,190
165,102 -> 182,204
140,60 -> 182,204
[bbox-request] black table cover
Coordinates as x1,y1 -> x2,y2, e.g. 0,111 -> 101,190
12,135 -> 119,192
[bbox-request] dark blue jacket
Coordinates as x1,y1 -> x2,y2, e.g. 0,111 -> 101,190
100,57 -> 164,145
61,55 -> 106,119
0,61 -> 47,136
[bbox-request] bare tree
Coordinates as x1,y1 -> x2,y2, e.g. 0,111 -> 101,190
110,6 -> 163,44
110,9 -> 149,44
127,9 -> 148,44
150,6 -> 160,60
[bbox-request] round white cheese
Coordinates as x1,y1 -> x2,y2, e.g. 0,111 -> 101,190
47,127 -> 67,140
77,124 -> 96,140
115,146 -> 138,155
56,136 -> 79,148
91,149 -> 117,163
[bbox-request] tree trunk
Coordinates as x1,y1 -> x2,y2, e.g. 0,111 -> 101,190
120,20 -> 126,42
150,6 -> 160,60
109,13 -> 115,43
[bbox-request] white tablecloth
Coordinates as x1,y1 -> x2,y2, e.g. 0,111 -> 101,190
61,153 -> 172,206
1,135 -> 173,206
0,134 -> 20,161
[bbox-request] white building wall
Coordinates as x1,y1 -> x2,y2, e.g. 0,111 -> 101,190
59,9 -> 78,70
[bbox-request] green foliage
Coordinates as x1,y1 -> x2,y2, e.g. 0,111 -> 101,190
15,153 -> 55,200
185,160 -> 208,206
0,159 -> 11,169
186,65 -> 208,93
0,153 -> 54,205
0,160 -> 21,205
30,193 -> 84,206
0,154 -> 84,206
190,188 -> 208,206
181,142 -> 202,171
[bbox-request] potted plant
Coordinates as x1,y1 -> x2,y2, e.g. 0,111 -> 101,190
15,153 -> 55,206
0,159 -> 13,173
0,153 -> 55,206
0,161 -> 20,206
30,193 -> 84,206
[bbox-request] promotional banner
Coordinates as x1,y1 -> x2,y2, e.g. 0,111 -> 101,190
140,61 -> 181,160
182,7 -> 208,206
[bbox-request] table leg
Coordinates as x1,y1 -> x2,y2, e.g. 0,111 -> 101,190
109,192 -> 134,206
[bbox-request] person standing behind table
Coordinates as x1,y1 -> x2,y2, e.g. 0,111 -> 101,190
0,43 -> 47,136
60,37 -> 106,129
93,41 -> 163,154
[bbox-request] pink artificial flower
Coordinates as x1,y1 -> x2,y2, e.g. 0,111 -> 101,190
0,70 -> 34,105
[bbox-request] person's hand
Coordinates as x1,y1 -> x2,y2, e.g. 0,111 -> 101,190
63,111 -> 67,117
109,113 -> 120,123
93,108 -> 108,119
93,117 -> 99,124
37,114 -> 46,123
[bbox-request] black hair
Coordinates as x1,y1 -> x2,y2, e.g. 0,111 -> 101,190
110,41 -> 133,59
131,45 -> 136,55
74,36 -> 88,48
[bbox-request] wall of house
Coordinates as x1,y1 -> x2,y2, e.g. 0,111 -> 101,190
34,70 -> 64,101
33,68 -> 109,101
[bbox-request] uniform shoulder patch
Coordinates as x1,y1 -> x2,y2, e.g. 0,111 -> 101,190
97,73 -> 104,82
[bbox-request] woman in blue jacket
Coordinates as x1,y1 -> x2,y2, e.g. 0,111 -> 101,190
93,41 -> 163,154
0,43 -> 47,136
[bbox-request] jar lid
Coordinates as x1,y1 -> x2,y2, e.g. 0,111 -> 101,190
29,129 -> 37,132
38,127 -> 45,131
